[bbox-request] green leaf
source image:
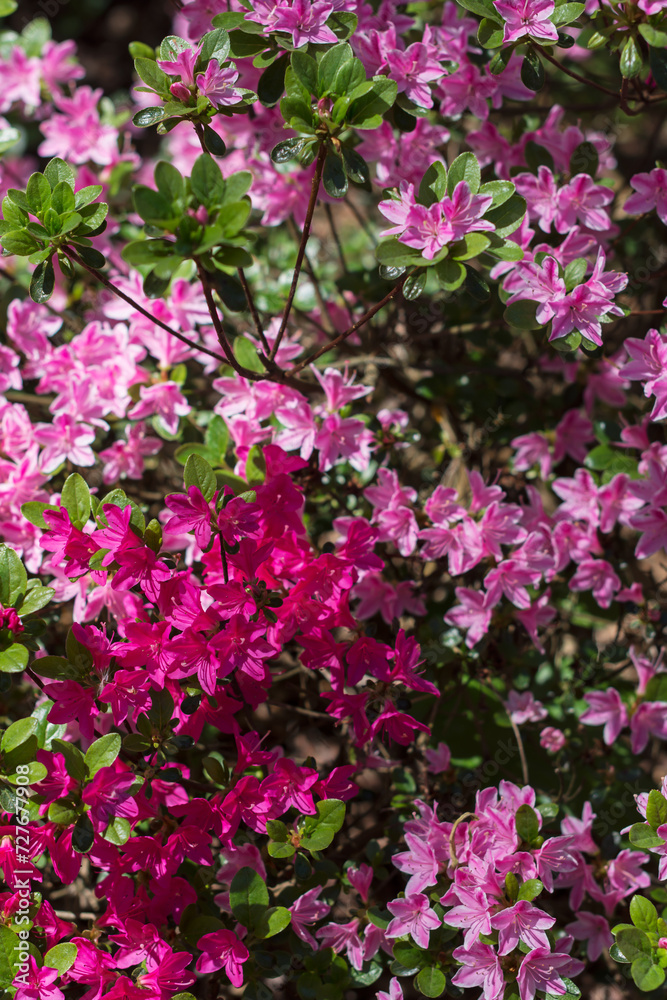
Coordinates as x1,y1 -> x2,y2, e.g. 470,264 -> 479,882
256,906 -> 292,939
0,926 -> 21,988
72,813 -> 95,853
2,230 -> 42,256
631,955 -> 666,992
245,444 -> 267,485
30,656 -> 71,679
61,473 -> 91,526
258,53 -> 289,106
647,789 -> 667,830
347,75 -> 397,128
403,270 -> 427,300
230,866 -> 269,930
133,186 -> 179,229
447,152 -> 481,195
456,0 -> 503,21
644,674 -> 667,701
75,246 -> 107,270
435,257 -> 466,291
0,644 -> 28,674
620,36 -> 642,78
191,154 -> 227,208
639,23 -> 667,46
614,927 -> 652,962
418,161 -> 448,206
552,1 -> 584,21
649,46 -> 667,90
53,738 -> 89,782
1,718 -> 37,753
479,180 -> 515,208
516,804 -> 540,844
198,27 -> 231,66
318,42 -> 354,96
268,841 -> 296,858
103,815 -> 132,845
18,584 -> 54,617
0,1 -> 17,17
485,194 -> 526,237
376,237 -> 425,268
631,896 -> 659,934
271,138 -> 310,163
301,798 -> 345,852
478,16 -> 504,46
517,879 -> 543,902
133,106 -> 166,128
0,545 -> 27,608
44,158 -> 75,190
521,50 -> 545,91
26,172 -> 52,217
341,147 -> 370,186
85,733 -> 122,778
292,50 -> 318,94
449,232 -> 491,261
233,336 -> 265,373
229,30 -> 268,58
415,968 -> 446,998
155,160 -> 185,205
44,943 -> 78,974
183,453 -> 217,501
323,152 -> 348,198
202,125 -> 227,157
629,823 -> 666,849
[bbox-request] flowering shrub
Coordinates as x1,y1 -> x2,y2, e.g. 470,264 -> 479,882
2,0 -> 667,997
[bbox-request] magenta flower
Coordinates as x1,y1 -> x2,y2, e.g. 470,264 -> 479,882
444,587 -> 494,648
385,42 -> 444,108
555,174 -> 614,233
196,930 -> 249,987
493,0 -> 559,43
14,958 -> 64,1000
164,486 -> 215,549
504,690 -> 547,725
289,886 -> 331,948
386,893 -> 442,948
196,59 -> 243,108
317,918 -> 364,970
516,947 -> 584,1000
540,727 -> 566,753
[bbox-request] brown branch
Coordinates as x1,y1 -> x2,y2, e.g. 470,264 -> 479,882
236,267 -> 270,355
270,143 -> 327,361
63,247 -> 229,366
535,45 -> 619,99
290,273 -> 408,374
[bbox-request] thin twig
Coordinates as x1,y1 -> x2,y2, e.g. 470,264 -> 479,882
508,713 -> 530,786
270,143 -> 327,361
290,273 -> 409,373
237,267 -> 270,354
63,247 -> 228,366
535,45 -> 619,99
325,203 -> 347,273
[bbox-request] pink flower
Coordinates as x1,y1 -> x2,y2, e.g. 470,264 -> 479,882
128,382 -> 191,436
516,947 -> 584,1000
569,558 -> 621,609
580,689 -> 628,745
196,59 -> 243,108
317,918 -> 365,970
491,900 -> 555,955
195,930 -> 249,987
555,174 -> 614,232
386,893 -> 442,948
444,587 -> 494,648
624,168 -> 667,224
34,415 -> 96,472
289,886 -> 331,949
271,0 -> 338,47
630,702 -> 667,753
348,864 -> 374,903
442,887 -> 493,946
540,727 -> 566,753
565,911 -> 612,961
451,942 -> 504,1000
493,0 -> 558,43
425,742 -> 451,773
505,690 -> 548,725
385,43 -> 443,108
484,559 -> 541,609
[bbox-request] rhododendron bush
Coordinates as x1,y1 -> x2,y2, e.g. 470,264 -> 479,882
3,0 -> 667,997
